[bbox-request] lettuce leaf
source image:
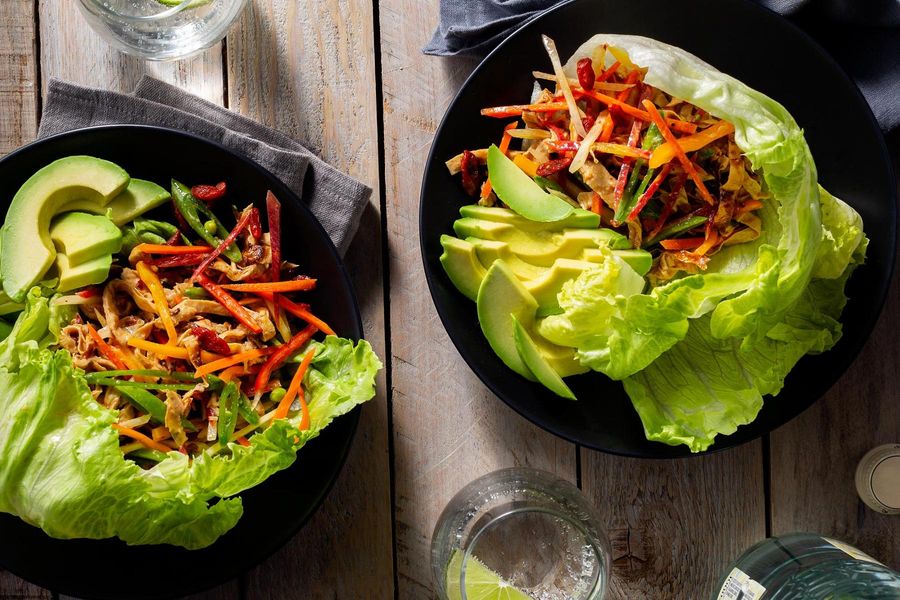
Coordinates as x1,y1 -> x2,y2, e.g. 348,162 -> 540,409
0,294 -> 380,548
551,36 -> 867,451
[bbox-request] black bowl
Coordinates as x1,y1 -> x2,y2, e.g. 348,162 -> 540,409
420,0 -> 896,458
0,125 -> 363,598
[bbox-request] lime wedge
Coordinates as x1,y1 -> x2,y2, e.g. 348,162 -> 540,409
445,549 -> 532,600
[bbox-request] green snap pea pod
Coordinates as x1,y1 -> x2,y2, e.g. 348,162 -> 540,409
86,369 -> 198,382
615,124 -> 664,223
127,448 -> 169,463
114,385 -> 198,431
94,379 -> 197,392
642,215 -> 709,248
171,180 -> 242,262
238,393 -> 260,425
218,381 -> 240,445
181,286 -> 211,300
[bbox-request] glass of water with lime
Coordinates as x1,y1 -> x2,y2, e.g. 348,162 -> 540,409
78,0 -> 247,61
432,468 -> 611,600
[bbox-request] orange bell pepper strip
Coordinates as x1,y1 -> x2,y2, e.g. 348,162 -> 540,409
87,324 -> 129,371
253,324 -> 317,394
127,337 -> 190,359
135,261 -> 179,344
133,244 -> 213,255
196,273 -> 263,335
649,120 -> 735,169
513,154 -> 539,177
642,99 -> 716,205
219,279 -> 317,293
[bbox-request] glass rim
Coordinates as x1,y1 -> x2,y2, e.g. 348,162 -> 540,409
78,0 -> 202,23
459,505 -> 607,600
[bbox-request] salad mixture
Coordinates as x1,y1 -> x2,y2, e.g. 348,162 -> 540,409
0,158 -> 380,548
440,35 -> 867,452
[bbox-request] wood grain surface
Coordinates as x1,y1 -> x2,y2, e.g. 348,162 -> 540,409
0,2 -> 897,600
378,1 -> 579,598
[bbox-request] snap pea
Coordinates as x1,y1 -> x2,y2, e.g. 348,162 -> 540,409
269,387 -> 287,403
114,385 -> 198,431
181,286 -> 211,300
170,180 -> 242,262
127,447 -> 169,463
85,369 -> 198,382
218,381 -> 240,445
238,393 -> 260,425
615,124 -> 664,223
642,215 -> 708,248
93,379 -> 197,392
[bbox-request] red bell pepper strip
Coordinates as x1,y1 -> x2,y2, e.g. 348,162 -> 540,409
195,273 -> 263,335
191,181 -> 227,203
134,244 -> 213,255
646,172 -> 687,240
614,120 -> 644,210
189,207 -> 257,283
596,60 -> 621,83
147,253 -> 210,268
266,192 -> 282,283
627,162 -> 673,221
253,324 -> 317,394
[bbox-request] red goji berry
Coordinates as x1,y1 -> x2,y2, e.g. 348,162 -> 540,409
191,181 -> 227,203
576,58 -> 595,91
190,325 -> 232,355
459,150 -> 484,198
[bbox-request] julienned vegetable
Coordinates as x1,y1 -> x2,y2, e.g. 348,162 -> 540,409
0,172 -> 381,549
443,34 -> 866,452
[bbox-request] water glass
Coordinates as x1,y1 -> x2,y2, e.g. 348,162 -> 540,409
432,467 -> 611,600
77,0 -> 248,61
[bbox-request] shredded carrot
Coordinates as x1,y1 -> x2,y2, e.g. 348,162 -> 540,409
480,102 -> 568,118
590,192 -> 602,215
87,324 -> 129,371
649,120 -> 735,168
659,237 -> 705,251
113,423 -> 173,453
219,279 -> 317,293
642,100 -> 715,205
596,60 -> 621,83
254,325 -> 317,394
135,261 -> 179,343
133,244 -> 213,255
738,200 -> 764,214
480,121 -> 518,200
274,348 -> 316,422
195,347 -> 274,378
219,364 -> 255,383
579,90 -> 697,134
693,228 -> 720,256
277,296 -> 335,336
236,436 -> 251,447
127,337 -> 190,359
598,112 -> 615,143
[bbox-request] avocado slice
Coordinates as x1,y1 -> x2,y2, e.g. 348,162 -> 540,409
486,145 -> 573,222
476,261 -> 537,381
439,235 -> 486,301
1,156 -> 129,301
454,218 -> 629,266
64,178 -> 171,226
512,316 -> 576,400
55,252 -> 113,293
466,238 -> 546,280
524,259 -> 599,313
459,205 -> 600,231
49,212 -> 123,264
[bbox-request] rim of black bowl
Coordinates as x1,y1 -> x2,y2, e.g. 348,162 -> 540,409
0,124 -> 364,598
418,0 -> 897,458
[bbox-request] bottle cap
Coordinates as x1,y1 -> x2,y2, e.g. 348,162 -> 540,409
856,444 -> 900,514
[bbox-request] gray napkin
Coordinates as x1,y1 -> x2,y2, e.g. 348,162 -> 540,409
423,0 -> 900,132
38,77 -> 371,255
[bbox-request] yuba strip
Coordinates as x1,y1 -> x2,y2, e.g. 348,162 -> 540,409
542,35 -> 587,138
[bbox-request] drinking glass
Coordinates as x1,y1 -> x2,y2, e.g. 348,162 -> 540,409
77,0 -> 248,61
432,467 -> 611,600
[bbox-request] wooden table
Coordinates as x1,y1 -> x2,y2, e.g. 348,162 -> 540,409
1,2 -> 897,599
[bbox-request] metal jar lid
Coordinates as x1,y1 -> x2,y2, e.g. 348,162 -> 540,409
856,444 -> 900,514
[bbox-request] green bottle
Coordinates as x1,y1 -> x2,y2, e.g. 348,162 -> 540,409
713,533 -> 900,599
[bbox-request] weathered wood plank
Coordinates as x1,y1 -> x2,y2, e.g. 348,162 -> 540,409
583,446 -> 766,598
769,166 -> 900,565
0,0 -> 38,155
38,0 -> 223,103
227,1 -> 394,598
0,2 -> 50,596
377,1 -> 578,597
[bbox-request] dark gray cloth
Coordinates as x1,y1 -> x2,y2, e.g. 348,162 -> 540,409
424,0 -> 900,132
38,77 -> 371,255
